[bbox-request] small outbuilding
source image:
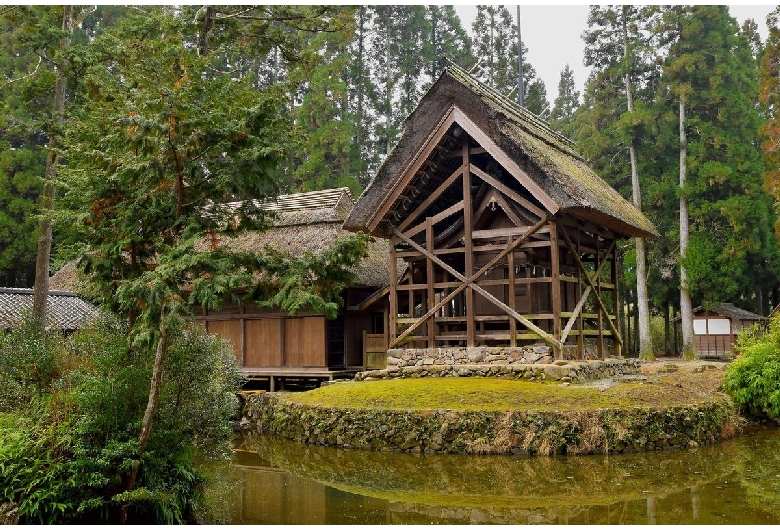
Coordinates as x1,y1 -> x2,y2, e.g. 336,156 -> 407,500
0,287 -> 99,333
675,303 -> 767,358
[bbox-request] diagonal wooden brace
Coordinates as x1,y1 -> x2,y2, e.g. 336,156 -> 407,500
560,239 -> 616,343
560,228 -> 622,347
389,215 -> 562,349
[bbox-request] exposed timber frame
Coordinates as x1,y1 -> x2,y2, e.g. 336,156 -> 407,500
346,66 -> 655,362
382,128 -> 622,359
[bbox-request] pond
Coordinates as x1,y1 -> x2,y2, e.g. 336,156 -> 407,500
207,424 -> 780,524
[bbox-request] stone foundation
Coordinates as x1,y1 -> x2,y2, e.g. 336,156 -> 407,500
386,345 -> 557,368
356,357 -> 641,384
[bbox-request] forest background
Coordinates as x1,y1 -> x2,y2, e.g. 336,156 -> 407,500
3,5 -> 780,356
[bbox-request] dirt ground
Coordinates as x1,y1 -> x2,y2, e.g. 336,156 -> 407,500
637,358 -> 728,395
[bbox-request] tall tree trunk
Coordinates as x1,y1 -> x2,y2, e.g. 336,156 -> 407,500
33,5 -> 73,326
622,8 -> 653,360
121,311 -> 170,522
679,97 -> 695,358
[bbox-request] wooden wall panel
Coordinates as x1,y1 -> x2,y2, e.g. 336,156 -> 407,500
284,316 -> 326,367
207,320 -> 242,364
345,313 -> 372,367
245,318 -> 282,367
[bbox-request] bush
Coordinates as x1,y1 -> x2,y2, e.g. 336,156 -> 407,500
723,318 -> 780,420
0,318 -> 243,524
0,320 -> 59,412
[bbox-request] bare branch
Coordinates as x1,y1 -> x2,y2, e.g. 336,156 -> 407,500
0,55 -> 42,90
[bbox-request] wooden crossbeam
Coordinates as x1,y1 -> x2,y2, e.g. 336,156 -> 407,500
402,200 -> 464,240
469,164 -> 546,219
388,215 -> 561,349
397,165 -> 464,232
560,228 -> 623,347
560,240 -> 616,343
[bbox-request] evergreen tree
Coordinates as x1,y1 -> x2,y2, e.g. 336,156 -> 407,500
579,5 -> 659,356
423,5 -> 475,81
290,14 -> 362,195
550,64 -> 580,138
659,5 -> 780,315
471,5 -> 517,92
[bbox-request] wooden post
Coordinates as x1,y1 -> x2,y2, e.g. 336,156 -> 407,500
507,236 -> 517,347
576,227 -> 585,359
549,220 -> 562,359
596,236 -> 604,357
611,242 -> 622,358
389,236 -> 398,345
462,137 -> 475,347
426,217 -> 435,348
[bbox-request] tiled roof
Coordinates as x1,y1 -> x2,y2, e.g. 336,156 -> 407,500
0,288 -> 100,331
673,303 -> 767,322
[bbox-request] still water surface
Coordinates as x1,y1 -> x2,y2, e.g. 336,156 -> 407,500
213,425 -> 780,524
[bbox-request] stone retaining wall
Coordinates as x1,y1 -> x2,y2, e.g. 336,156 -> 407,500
356,358 -> 641,384
242,392 -> 737,456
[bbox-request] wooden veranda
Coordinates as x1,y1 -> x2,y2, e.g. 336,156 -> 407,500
344,64 -> 656,360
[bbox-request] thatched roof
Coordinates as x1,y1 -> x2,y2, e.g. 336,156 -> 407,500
51,188 -> 400,293
207,188 -> 400,289
344,64 -> 657,239
0,288 -> 100,332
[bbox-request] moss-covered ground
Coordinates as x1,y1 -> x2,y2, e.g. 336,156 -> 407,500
282,360 -> 727,412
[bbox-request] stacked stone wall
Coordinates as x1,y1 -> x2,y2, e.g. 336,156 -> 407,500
356,356 -> 641,384
242,392 -> 737,456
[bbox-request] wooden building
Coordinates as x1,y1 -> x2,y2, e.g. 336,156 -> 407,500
344,65 -> 657,360
195,188 -> 396,387
675,303 -> 766,358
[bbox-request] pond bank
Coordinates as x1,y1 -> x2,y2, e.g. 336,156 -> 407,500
239,359 -> 741,456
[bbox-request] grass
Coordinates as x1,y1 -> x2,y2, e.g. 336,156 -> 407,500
281,363 -> 728,412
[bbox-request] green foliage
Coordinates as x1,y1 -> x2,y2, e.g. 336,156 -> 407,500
0,320 -> 59,411
0,317 -> 243,523
0,415 -> 76,524
724,317 -> 780,420
252,232 -> 371,319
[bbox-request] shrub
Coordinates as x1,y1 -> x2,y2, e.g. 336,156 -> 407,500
0,318 -> 243,524
0,320 -> 59,412
724,318 -> 780,420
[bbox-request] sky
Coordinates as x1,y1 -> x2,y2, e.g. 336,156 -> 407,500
453,4 -> 777,103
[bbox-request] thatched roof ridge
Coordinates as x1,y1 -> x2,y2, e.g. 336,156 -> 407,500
344,65 -> 657,238
0,287 -> 100,332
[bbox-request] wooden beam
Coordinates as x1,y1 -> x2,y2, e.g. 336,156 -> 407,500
442,146 -> 487,158
452,107 -> 559,214
402,200 -> 464,240
389,235 -> 398,344
389,216 -> 561,349
508,236 -> 517,347
550,221 -> 562,359
560,240 -> 615,343
368,108 -> 458,232
472,226 -> 549,239
560,228 -> 623,348
470,164 -> 546,220
463,137 -> 475,346
398,165 -> 465,232
426,217 -> 435,348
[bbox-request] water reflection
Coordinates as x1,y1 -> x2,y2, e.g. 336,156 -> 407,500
216,425 -> 780,524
